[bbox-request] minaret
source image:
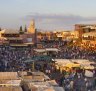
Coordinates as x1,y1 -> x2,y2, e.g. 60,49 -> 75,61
28,20 -> 35,34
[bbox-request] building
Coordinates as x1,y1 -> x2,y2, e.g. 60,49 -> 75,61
75,24 -> 96,49
36,30 -> 75,42
0,20 -> 36,46
28,20 -> 35,34
75,24 -> 96,40
26,20 -> 36,44
82,31 -> 96,49
0,29 -> 23,45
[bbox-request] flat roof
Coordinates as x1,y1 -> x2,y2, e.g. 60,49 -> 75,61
0,87 -> 22,91
1,29 -> 19,34
75,24 -> 96,26
0,72 -> 19,80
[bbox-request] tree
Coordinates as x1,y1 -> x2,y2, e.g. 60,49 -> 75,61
19,26 -> 24,34
24,25 -> 27,32
0,27 -> 1,31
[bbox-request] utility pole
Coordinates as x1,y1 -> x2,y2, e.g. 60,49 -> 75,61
32,61 -> 34,71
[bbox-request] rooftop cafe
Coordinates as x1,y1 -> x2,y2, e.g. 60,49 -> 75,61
0,29 -> 23,45
0,29 -> 34,47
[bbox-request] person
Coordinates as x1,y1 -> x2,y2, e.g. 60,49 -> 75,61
59,76 -> 65,86
45,69 -> 49,75
94,78 -> 96,89
86,80 -> 93,91
70,80 -> 74,91
64,79 -> 71,91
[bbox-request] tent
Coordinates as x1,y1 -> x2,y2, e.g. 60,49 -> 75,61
34,49 -> 46,53
84,66 -> 94,70
85,70 -> 94,77
24,59 -> 34,63
65,63 -> 80,68
32,55 -> 52,61
46,48 -> 59,52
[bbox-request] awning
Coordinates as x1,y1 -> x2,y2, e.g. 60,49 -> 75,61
34,49 -> 46,53
46,48 -> 59,52
10,44 -> 28,47
7,37 -> 22,40
32,55 -> 52,61
24,59 -> 34,63
65,63 -> 80,68
84,66 -> 94,70
24,42 -> 34,45
85,70 -> 94,77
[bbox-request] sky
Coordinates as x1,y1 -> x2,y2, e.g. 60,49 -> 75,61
0,0 -> 96,31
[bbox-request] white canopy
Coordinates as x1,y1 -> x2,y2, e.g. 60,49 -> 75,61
34,48 -> 59,53
34,49 -> 46,52
85,70 -> 94,77
46,48 -> 59,52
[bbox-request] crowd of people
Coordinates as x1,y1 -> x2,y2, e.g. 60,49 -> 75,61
0,41 -> 96,91
57,46 -> 96,61
42,63 -> 96,91
40,41 -> 96,91
42,41 -> 96,61
59,69 -> 96,91
0,45 -> 32,71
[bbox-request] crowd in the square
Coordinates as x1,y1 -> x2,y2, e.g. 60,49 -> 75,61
42,41 -> 96,61
57,46 -> 96,61
0,46 -> 32,71
57,68 -> 96,91
41,41 -> 96,90
42,62 -> 96,91
0,41 -> 96,91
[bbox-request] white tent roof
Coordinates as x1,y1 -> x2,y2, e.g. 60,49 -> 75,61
46,48 -> 59,52
34,49 -> 46,52
34,48 -> 59,52
85,70 -> 94,77
55,59 -> 71,63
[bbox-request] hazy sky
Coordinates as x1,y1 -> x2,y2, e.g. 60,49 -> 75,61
0,0 -> 96,30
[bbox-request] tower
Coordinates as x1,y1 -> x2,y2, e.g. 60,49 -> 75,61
26,20 -> 37,45
28,20 -> 35,34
